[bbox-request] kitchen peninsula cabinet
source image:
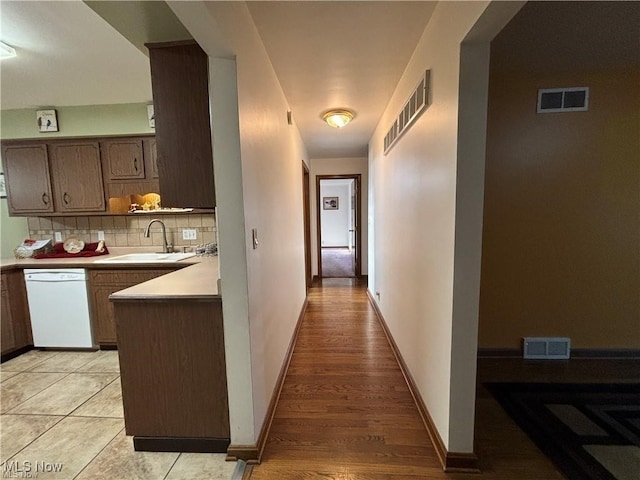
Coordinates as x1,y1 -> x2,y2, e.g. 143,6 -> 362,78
111,261 -> 228,452
1,271 -> 33,359
48,141 -> 106,212
1,144 -> 54,215
147,41 -> 216,208
88,268 -> 180,346
115,299 -> 229,452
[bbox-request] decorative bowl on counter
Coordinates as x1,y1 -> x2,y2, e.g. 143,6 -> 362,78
63,238 -> 85,254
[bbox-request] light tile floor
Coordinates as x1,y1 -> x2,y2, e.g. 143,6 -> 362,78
1,350 -> 237,479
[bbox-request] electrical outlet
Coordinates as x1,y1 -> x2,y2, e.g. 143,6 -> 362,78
97,230 -> 105,241
54,232 -> 62,242
182,229 -> 197,240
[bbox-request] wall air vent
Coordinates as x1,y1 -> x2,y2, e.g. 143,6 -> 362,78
523,337 -> 571,359
537,87 -> 589,113
384,70 -> 430,155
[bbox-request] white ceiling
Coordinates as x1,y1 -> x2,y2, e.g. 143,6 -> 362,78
0,1 -> 435,159
245,1 -> 436,158
0,1 -> 152,110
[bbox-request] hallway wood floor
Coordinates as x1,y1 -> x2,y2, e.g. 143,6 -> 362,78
248,279 -> 637,479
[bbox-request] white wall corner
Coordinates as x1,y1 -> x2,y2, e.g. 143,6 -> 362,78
209,57 -> 255,445
448,1 -> 525,453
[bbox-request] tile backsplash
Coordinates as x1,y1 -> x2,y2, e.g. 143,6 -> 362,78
27,214 -> 216,250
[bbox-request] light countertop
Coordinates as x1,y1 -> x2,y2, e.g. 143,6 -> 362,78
110,258 -> 220,301
1,247 -> 220,300
0,247 -> 201,270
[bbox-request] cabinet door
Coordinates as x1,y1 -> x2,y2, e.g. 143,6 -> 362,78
102,139 -> 145,180
144,138 -> 159,179
89,269 -> 178,345
91,284 -> 119,344
1,144 -> 54,214
1,275 -> 16,354
49,142 -> 106,212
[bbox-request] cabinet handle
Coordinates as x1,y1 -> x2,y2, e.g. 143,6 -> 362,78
63,192 -> 70,205
42,193 -> 50,206
134,157 -> 138,172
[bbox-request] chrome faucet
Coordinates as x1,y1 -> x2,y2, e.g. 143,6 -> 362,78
144,219 -> 173,253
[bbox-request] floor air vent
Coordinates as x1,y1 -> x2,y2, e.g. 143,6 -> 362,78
523,337 -> 571,359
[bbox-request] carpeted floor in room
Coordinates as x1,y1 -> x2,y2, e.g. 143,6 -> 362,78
321,248 -> 354,277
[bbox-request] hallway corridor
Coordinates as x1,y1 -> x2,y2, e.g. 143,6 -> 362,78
246,279 -> 571,480
248,278 -> 444,478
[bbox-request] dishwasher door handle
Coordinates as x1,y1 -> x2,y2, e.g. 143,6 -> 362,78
25,274 -> 86,282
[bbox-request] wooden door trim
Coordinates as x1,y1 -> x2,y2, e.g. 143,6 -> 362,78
316,174 -> 362,278
302,162 -> 312,291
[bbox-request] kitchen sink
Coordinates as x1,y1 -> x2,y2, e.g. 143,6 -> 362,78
94,252 -> 197,263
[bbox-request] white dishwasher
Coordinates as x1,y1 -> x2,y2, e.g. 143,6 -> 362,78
24,269 -> 94,348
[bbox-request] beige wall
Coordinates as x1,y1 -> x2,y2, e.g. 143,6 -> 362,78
1,103 -> 153,140
368,1 -> 522,453
310,157 -> 368,276
479,64 -> 640,349
369,1 -> 491,453
171,2 -> 309,444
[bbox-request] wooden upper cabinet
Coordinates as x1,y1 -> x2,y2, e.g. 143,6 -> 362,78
144,138 -> 159,179
1,144 -> 54,214
102,139 -> 145,179
147,41 -> 215,208
49,142 -> 106,212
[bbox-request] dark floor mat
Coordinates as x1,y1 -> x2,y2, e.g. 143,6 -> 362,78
485,382 -> 640,480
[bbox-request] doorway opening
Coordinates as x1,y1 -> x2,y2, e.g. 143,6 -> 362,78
316,175 -> 361,278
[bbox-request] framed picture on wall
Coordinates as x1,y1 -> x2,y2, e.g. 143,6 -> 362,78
0,173 -> 6,198
36,109 -> 59,132
323,196 -> 339,210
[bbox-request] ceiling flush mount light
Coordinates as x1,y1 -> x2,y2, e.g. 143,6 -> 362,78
322,109 -> 354,128
0,41 -> 16,60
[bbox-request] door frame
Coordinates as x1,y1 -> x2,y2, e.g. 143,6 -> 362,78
316,174 -> 362,278
302,162 -> 312,290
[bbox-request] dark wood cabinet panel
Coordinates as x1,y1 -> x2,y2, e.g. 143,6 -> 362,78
49,142 -> 106,212
88,268 -> 178,345
102,139 -> 145,180
147,41 -> 215,208
144,138 -> 159,179
1,144 -> 54,214
1,271 -> 33,357
1,280 -> 16,353
115,299 -> 229,444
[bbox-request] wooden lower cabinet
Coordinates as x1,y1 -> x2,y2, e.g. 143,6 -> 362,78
1,271 -> 33,358
88,269 -> 178,346
114,298 -> 229,452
